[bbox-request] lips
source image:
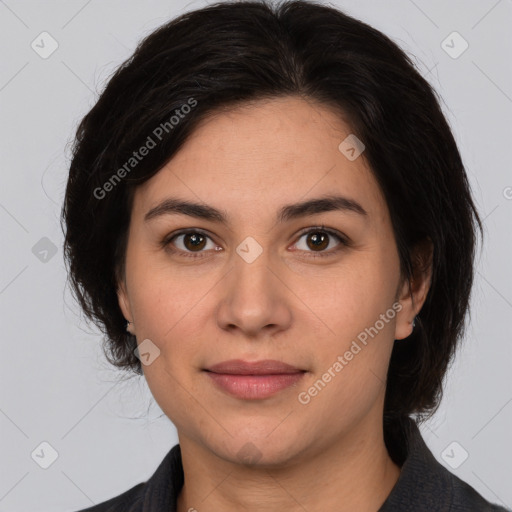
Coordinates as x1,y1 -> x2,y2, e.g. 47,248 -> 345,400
203,359 -> 306,400
204,359 -> 305,375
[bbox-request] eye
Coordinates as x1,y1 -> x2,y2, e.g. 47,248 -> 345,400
292,225 -> 349,258
163,229 -> 219,258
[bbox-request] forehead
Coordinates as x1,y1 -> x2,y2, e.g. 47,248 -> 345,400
132,96 -> 388,227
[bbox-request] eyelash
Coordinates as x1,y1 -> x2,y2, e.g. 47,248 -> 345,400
161,225 -> 350,260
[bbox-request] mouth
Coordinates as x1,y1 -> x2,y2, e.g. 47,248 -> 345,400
203,359 -> 307,400
204,359 -> 305,375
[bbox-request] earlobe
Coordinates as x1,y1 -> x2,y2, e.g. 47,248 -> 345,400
117,275 -> 137,336
394,285 -> 415,341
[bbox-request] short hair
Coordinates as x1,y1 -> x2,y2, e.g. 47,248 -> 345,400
61,0 -> 483,448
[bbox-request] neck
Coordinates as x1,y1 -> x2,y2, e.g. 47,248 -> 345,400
176,417 -> 401,512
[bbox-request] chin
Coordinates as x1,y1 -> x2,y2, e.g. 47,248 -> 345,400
206,424 -> 307,468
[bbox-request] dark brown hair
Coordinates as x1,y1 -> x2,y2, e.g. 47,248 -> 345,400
61,0 -> 483,450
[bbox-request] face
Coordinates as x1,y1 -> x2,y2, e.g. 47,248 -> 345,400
117,96 -> 423,466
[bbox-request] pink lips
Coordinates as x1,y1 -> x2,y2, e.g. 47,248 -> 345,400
204,359 -> 306,400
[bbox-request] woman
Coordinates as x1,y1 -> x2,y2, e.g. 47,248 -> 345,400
62,0 -> 508,510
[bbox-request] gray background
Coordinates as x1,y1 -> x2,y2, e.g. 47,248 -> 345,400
0,0 -> 511,510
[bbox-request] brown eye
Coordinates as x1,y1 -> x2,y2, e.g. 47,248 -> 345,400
305,231 -> 330,251
182,232 -> 207,251
293,227 -> 348,258
164,230 -> 217,258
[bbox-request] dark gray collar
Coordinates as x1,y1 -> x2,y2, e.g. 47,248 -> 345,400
378,416 -> 507,511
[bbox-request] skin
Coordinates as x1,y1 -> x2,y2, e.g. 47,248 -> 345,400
117,96 -> 432,512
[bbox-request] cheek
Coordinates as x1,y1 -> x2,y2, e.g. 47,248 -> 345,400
130,268 -> 209,426
298,247 -> 399,396
133,282 -> 203,357
297,297 -> 397,436
126,240 -> 205,331
298,246 -> 398,340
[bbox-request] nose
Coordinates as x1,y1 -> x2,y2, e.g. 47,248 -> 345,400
215,249 -> 293,338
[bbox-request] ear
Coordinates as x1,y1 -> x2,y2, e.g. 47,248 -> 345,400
117,278 -> 133,323
394,237 -> 433,340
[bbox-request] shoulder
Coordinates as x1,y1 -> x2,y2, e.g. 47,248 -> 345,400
448,471 -> 510,511
380,417 -> 510,511
71,482 -> 145,512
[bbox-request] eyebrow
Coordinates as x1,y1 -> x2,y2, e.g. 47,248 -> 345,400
144,194 -> 368,225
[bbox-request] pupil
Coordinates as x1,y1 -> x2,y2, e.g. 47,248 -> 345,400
309,232 -> 328,251
185,233 -> 205,251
